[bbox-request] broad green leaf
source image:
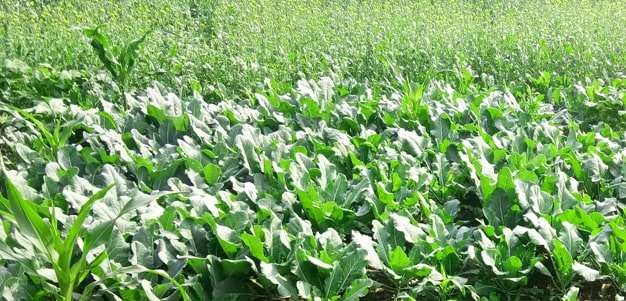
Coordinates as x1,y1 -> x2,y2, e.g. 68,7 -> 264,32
496,167 -> 515,196
203,163 -> 222,185
236,135 -> 260,173
2,176 -> 53,251
572,262 -> 600,282
204,216 -> 239,256
119,190 -> 173,217
404,264 -> 433,278
323,245 -> 367,299
215,224 -> 239,256
140,279 -> 161,301
340,278 -> 372,301
559,222 -> 582,256
552,240 -> 574,285
84,220 -> 115,250
351,231 -> 383,269
389,246 -> 411,273
375,183 -> 395,206
390,213 -> 424,244
503,256 -> 522,274
398,129 -> 424,157
260,262 -> 296,297
240,232 -> 268,262
147,105 -> 167,122
562,286 -> 579,301
483,188 -> 514,227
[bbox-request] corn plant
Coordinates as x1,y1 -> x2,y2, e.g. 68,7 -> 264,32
82,26 -> 149,104
0,167 -> 114,300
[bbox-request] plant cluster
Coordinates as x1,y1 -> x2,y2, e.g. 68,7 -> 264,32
0,74 -> 624,299
1,0 -> 626,300
1,0 -> 625,98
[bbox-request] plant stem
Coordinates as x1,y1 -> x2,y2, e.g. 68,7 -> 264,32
63,284 -> 74,301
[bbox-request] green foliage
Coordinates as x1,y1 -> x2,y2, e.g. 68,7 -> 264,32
82,26 -> 148,94
0,0 -> 625,299
1,0 -> 626,98
1,76 -> 624,299
0,169 -> 114,300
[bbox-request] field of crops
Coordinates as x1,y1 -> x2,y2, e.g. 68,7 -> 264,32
1,0 -> 626,300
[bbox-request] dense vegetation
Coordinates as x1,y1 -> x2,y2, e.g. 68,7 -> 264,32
0,0 -> 625,300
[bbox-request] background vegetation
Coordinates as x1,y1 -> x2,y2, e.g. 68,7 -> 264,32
2,0 -> 625,97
